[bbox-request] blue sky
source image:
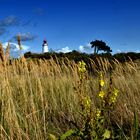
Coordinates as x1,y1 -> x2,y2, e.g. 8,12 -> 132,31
0,0 -> 140,53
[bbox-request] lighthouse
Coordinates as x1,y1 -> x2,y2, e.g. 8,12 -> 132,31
42,39 -> 48,53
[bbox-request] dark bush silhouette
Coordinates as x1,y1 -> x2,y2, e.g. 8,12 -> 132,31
24,51 -> 140,63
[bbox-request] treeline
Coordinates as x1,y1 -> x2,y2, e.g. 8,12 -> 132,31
24,50 -> 140,63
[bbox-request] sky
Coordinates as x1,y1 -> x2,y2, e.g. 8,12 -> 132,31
0,0 -> 140,54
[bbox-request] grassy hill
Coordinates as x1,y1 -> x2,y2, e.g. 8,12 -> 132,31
0,53 -> 140,139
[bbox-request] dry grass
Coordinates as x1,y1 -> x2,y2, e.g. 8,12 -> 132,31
0,53 -> 139,139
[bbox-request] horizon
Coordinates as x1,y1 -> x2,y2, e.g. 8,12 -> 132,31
0,0 -> 140,54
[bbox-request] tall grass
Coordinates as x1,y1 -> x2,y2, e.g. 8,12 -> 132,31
0,49 -> 140,139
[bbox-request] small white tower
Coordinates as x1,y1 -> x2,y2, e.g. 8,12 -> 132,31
42,39 -> 48,53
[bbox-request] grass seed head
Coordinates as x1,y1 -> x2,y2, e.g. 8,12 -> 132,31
0,42 -> 5,62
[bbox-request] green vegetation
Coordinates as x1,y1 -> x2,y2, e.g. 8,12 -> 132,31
24,50 -> 140,63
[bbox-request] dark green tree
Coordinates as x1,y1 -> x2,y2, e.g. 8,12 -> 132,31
90,40 -> 112,54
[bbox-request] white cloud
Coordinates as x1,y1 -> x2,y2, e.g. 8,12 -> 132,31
79,43 -> 92,53
116,49 -> 140,54
57,46 -> 72,53
116,49 -> 122,53
79,45 -> 84,52
3,42 -> 29,51
3,42 -> 29,58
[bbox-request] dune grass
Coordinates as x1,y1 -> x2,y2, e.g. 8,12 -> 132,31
0,55 -> 139,139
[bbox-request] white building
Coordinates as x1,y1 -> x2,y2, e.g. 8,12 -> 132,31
42,40 -> 48,53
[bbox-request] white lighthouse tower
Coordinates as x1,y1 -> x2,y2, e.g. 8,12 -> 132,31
42,39 -> 48,53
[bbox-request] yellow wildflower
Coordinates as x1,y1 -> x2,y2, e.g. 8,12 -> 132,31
100,72 -> 103,77
96,109 -> 101,118
84,96 -> 91,109
99,72 -> 105,87
114,88 -> 119,96
100,79 -> 105,87
110,97 -> 116,103
110,88 -> 119,104
99,91 -> 105,98
78,61 -> 86,80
